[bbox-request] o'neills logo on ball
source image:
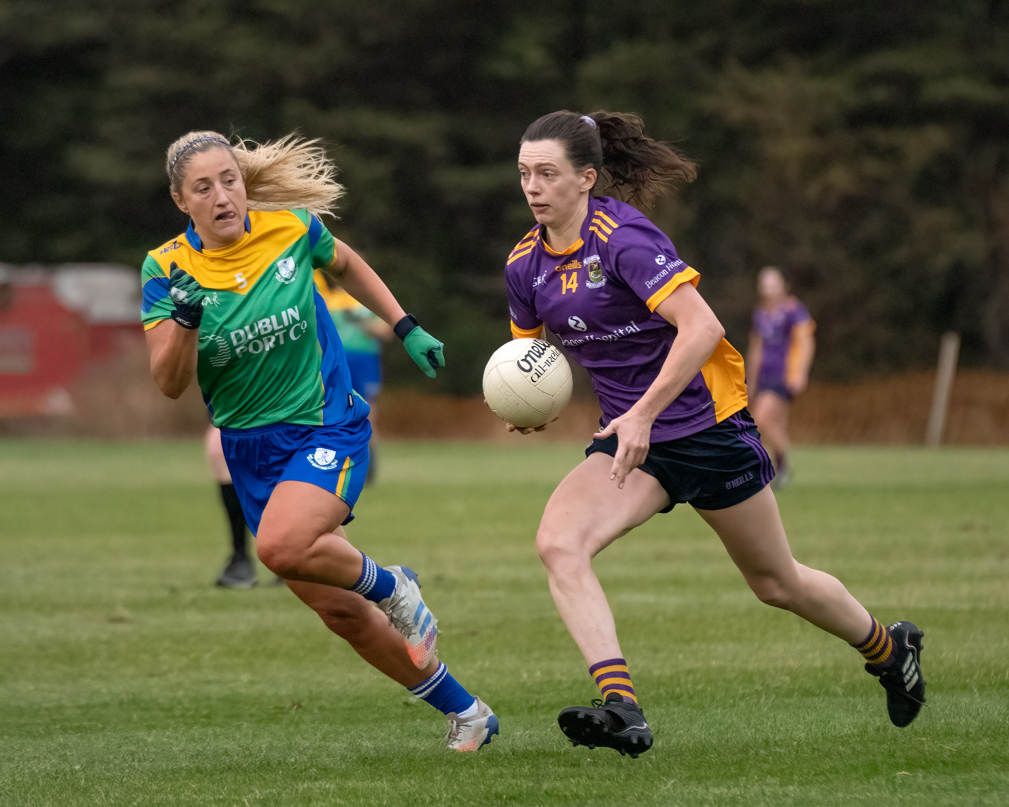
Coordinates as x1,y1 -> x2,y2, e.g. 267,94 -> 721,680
516,339 -> 561,384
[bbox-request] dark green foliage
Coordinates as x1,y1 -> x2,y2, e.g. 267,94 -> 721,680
2,1 -> 1008,389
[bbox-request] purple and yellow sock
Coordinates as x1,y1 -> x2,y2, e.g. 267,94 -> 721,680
589,658 -> 638,705
853,617 -> 895,670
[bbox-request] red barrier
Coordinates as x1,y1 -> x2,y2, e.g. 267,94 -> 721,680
0,282 -> 141,417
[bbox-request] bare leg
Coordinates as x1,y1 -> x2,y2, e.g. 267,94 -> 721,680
696,486 -> 871,643
751,391 -> 790,466
205,426 -> 232,484
255,480 -> 364,587
206,426 -> 256,587
536,454 -> 670,665
286,574 -> 436,688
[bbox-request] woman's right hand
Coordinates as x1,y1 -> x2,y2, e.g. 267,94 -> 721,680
506,421 -> 550,435
168,264 -> 206,329
484,398 -> 551,435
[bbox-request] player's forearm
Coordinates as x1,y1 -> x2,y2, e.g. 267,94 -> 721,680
745,342 -> 761,391
147,322 -> 199,399
631,317 -> 724,424
787,334 -> 815,389
798,335 -> 815,377
331,241 -> 407,327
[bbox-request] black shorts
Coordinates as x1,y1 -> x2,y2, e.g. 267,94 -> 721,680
585,409 -> 774,512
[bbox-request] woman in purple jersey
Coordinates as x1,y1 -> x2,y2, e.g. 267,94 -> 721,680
746,266 -> 816,487
504,110 -> 924,757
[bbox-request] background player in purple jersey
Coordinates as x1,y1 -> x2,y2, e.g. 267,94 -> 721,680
746,266 -> 816,487
504,110 -> 925,756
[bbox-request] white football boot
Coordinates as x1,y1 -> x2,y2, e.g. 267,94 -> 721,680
377,566 -> 438,669
445,697 -> 500,752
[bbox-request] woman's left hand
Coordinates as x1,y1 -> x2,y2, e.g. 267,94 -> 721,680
593,408 -> 654,489
402,326 -> 445,378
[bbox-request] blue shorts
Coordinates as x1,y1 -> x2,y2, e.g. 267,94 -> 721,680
586,409 -> 774,512
345,351 -> 383,403
220,419 -> 371,535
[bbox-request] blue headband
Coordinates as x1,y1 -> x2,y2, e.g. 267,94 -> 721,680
581,115 -> 596,128
170,137 -> 231,173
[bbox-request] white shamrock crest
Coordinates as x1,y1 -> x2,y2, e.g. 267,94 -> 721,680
307,448 -> 341,470
275,257 -> 298,284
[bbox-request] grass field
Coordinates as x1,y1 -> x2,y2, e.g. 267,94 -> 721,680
1,439 -> 1008,806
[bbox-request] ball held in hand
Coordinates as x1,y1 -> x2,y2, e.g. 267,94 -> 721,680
482,338 -> 573,429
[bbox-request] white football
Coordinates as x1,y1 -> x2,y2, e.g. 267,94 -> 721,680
482,338 -> 573,429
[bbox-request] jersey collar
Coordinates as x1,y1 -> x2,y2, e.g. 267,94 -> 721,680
540,196 -> 601,257
185,214 -> 252,253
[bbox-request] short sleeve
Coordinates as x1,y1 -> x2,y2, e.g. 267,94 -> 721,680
504,265 -> 543,339
608,221 -> 699,312
140,255 -> 173,331
791,300 -> 813,326
307,213 -> 337,268
788,301 -> 816,337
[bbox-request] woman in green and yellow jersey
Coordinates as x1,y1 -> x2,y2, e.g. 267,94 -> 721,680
141,131 -> 497,751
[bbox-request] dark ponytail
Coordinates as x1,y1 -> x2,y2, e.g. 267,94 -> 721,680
520,110 -> 697,210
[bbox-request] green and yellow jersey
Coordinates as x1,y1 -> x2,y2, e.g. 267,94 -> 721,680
313,274 -> 383,356
141,209 -> 367,430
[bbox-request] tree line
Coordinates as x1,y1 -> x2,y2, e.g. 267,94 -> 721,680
2,0 -> 1007,392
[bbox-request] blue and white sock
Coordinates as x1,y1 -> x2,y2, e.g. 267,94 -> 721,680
349,553 -> 396,603
409,662 -> 478,717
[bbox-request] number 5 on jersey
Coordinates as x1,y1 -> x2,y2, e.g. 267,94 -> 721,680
235,272 -> 248,290
562,271 -> 578,295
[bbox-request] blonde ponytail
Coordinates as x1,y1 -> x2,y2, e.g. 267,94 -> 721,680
166,130 -> 345,218
235,134 -> 344,218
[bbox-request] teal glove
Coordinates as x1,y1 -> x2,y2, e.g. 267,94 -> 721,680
395,314 -> 445,379
168,263 -> 206,329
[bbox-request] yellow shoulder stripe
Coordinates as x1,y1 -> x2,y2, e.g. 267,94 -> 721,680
507,245 -> 537,265
507,230 -> 541,264
595,211 -> 619,229
590,216 -> 614,235
508,228 -> 540,253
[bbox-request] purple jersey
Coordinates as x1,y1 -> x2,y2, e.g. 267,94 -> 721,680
751,299 -> 813,391
505,196 -> 747,442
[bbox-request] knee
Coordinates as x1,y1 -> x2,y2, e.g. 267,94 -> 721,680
256,533 -> 303,579
536,522 -> 589,573
748,574 -> 800,611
